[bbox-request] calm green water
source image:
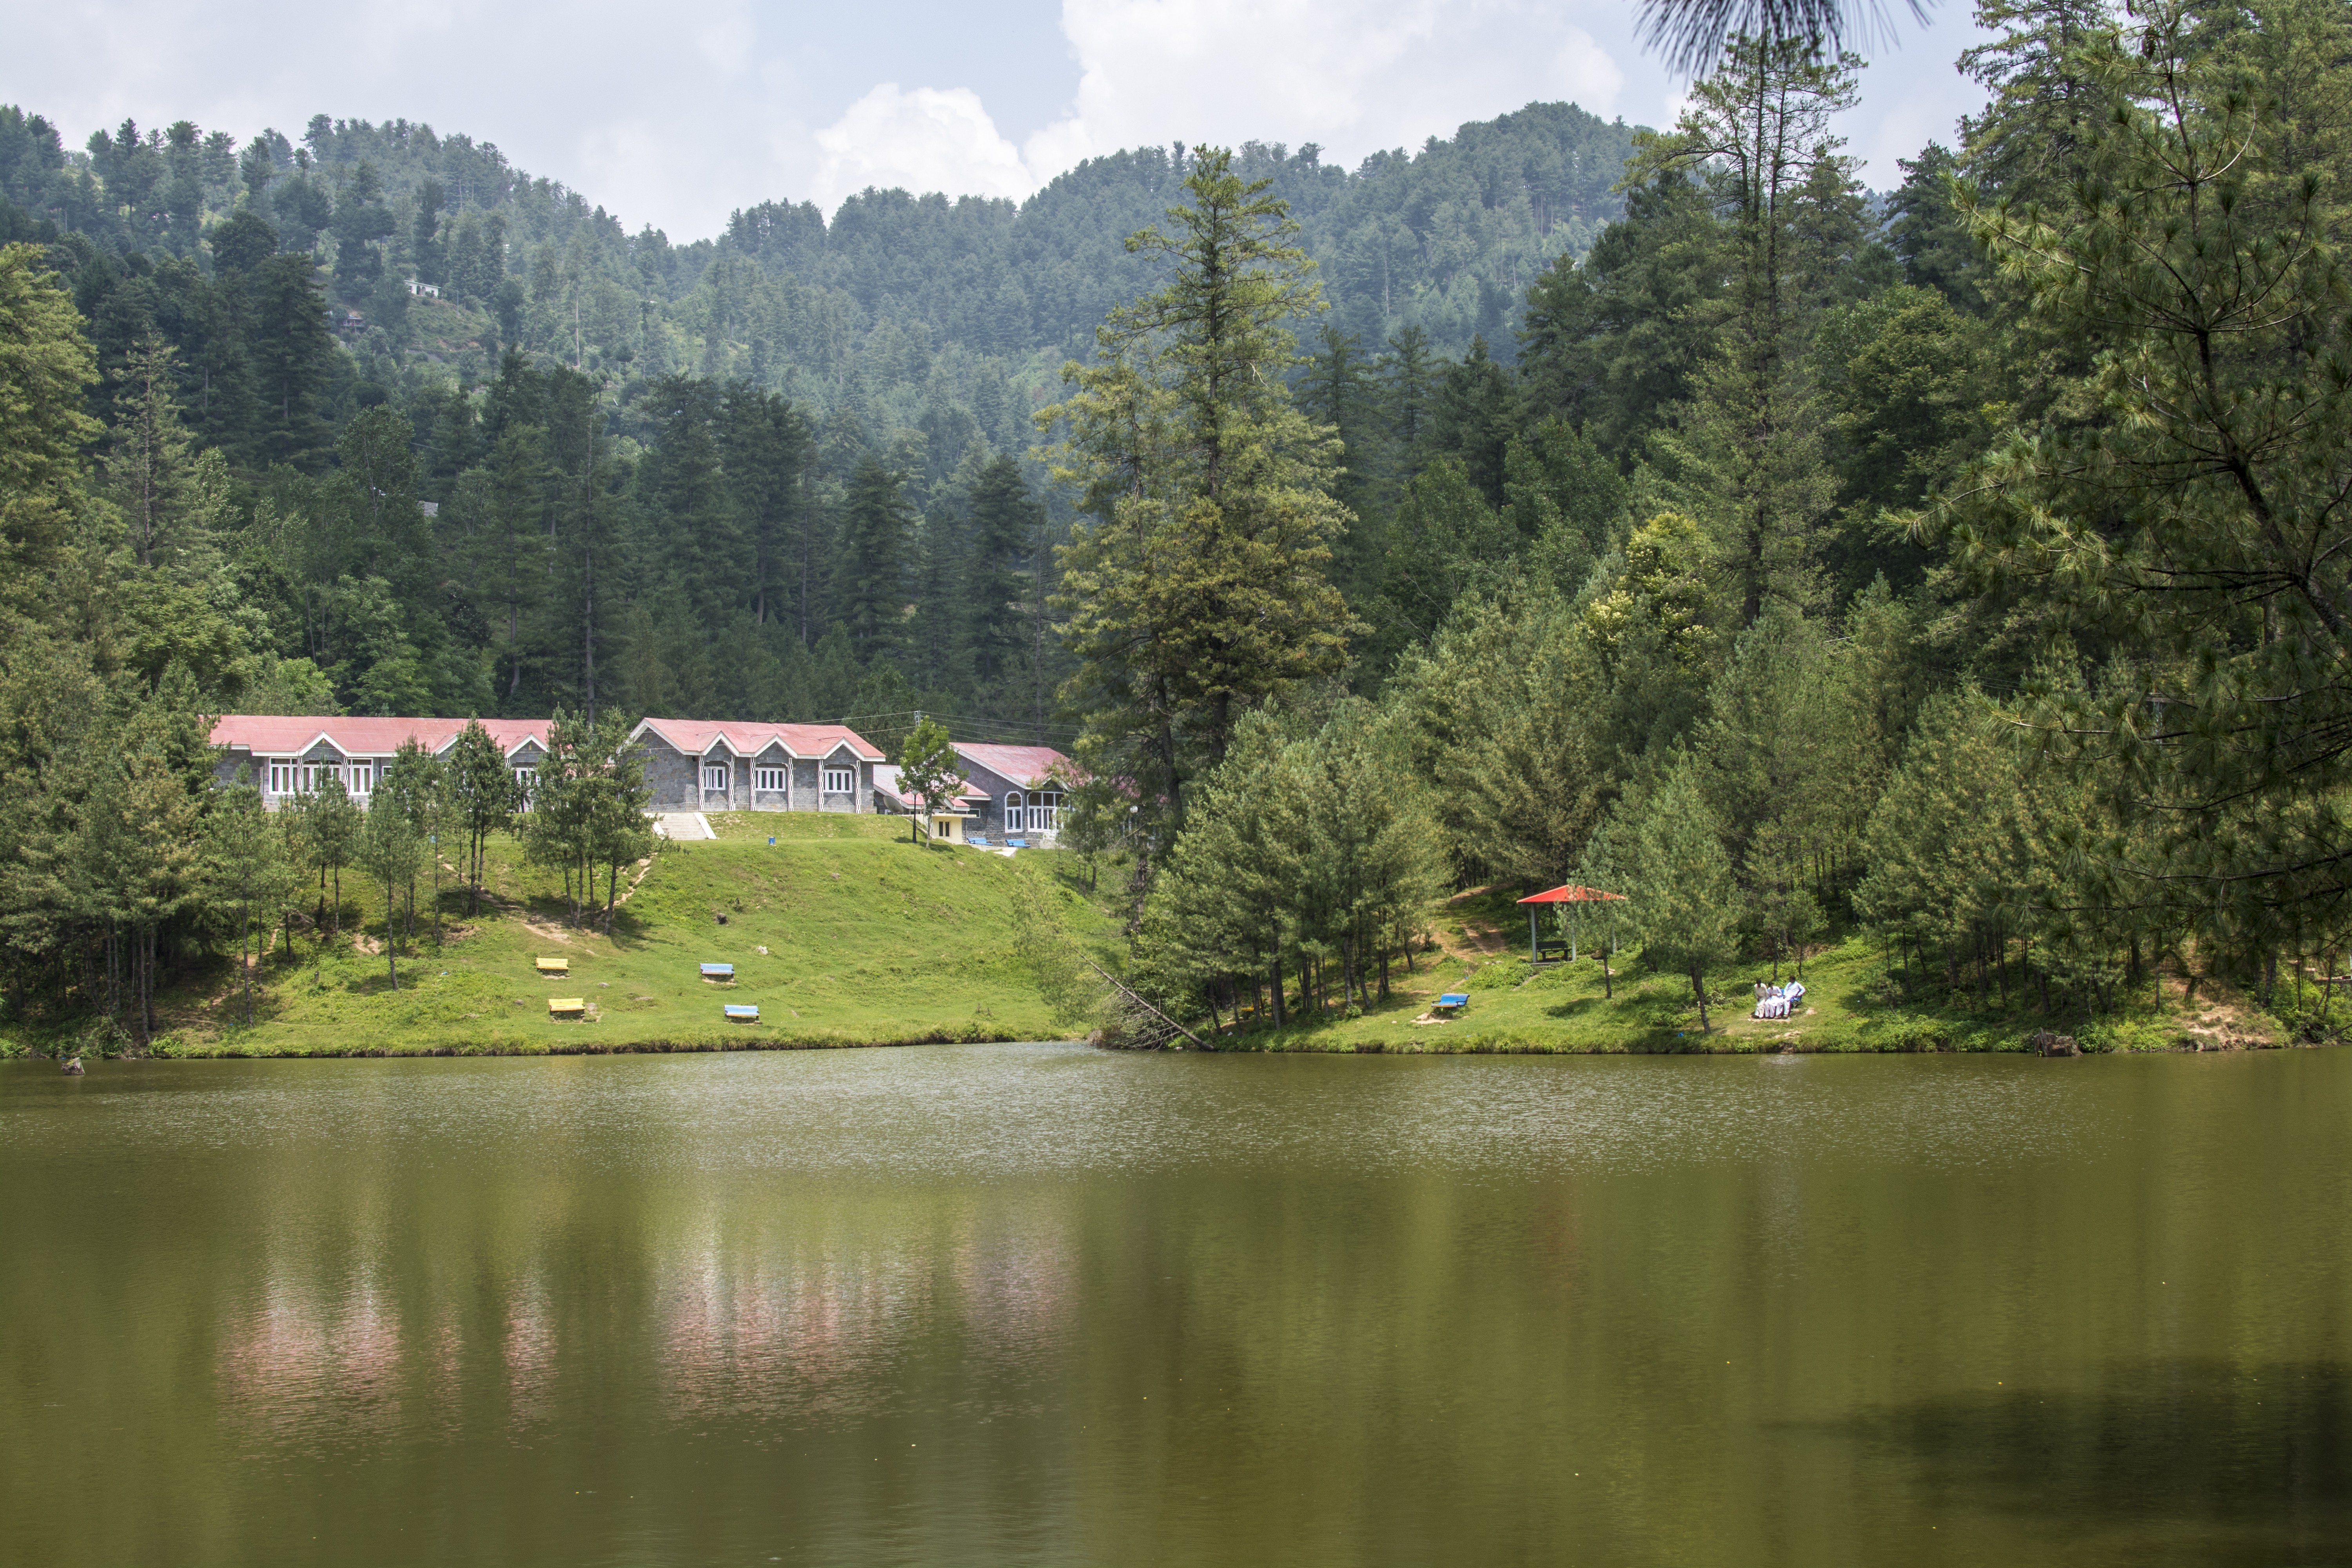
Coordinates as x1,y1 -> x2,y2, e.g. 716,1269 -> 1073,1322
4,1045 -> 2348,1566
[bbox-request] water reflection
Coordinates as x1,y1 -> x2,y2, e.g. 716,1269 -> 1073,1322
4,1046 -> 2349,1568
1861,1359 -> 2352,1563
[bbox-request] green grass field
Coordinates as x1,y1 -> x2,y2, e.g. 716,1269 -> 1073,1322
53,818 -> 1118,1058
1203,884 -> 2264,1056
11,825 -> 2272,1060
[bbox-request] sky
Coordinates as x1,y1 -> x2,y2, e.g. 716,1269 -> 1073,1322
1,0 -> 1997,240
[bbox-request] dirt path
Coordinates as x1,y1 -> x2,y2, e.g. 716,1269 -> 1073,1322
1437,886 -> 1515,964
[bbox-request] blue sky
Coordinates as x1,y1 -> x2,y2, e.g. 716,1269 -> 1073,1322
2,0 -> 1996,239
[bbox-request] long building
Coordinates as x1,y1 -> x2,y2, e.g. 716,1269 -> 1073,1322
209,716 -> 552,806
629,719 -> 884,814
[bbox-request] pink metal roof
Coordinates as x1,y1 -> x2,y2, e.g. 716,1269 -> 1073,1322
954,743 -> 1074,789
631,718 -> 885,761
210,715 -> 552,758
871,765 -> 983,809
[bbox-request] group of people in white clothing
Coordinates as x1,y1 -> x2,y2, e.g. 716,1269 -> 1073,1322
1752,979 -> 1805,1019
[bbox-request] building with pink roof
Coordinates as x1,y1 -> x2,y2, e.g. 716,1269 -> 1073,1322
947,743 -> 1077,842
628,719 -> 885,814
209,715 -> 552,808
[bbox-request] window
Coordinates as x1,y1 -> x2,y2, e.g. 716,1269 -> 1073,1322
1005,792 -> 1024,833
1031,791 -> 1064,831
754,766 -> 788,793
824,766 -> 855,795
268,760 -> 298,795
512,766 -> 535,808
347,761 -> 374,797
703,764 -> 731,793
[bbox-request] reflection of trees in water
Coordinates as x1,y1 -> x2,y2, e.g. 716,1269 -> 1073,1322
1856,1359 -> 2352,1562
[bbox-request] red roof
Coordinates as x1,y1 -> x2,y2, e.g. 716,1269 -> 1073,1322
1518,884 -> 1627,904
211,715 -> 552,758
631,718 -> 884,761
954,743 -> 1075,789
871,764 -> 982,809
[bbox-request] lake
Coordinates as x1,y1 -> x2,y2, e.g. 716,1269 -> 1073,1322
4,1044 -> 2347,1566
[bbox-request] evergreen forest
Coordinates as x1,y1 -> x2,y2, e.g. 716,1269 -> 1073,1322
4,0 -> 2348,1050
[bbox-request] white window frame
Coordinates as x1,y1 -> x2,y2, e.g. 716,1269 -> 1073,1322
823,765 -> 855,795
347,761 -> 374,797
268,760 -> 299,795
1031,790 -> 1063,831
1005,792 -> 1025,833
703,763 -> 731,794
754,765 -> 788,794
511,766 -> 536,808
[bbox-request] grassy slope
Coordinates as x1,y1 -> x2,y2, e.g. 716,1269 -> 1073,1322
47,815 -> 1114,1058
1210,885 -> 2265,1056
18,827 -> 2275,1060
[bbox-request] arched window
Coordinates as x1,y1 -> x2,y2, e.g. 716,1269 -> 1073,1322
1005,792 -> 1025,833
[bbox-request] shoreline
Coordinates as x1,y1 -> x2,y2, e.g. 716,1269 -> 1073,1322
13,1029 -> 2305,1062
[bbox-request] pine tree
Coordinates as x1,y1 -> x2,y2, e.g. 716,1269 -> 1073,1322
1633,35 -> 1862,623
0,243 -> 101,615
1045,146 -> 1355,861
964,454 -> 1040,695
103,332 -> 196,570
838,454 -> 913,667
1630,766 -> 1740,1029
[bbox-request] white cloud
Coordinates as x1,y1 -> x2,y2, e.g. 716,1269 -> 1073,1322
796,0 -> 1632,216
0,0 -> 1990,237
1021,0 -> 1626,178
809,85 -> 1038,211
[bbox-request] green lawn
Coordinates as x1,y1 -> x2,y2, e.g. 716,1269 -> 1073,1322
64,828 -> 1117,1058
18,826 -> 2256,1060
1211,884 -> 2231,1055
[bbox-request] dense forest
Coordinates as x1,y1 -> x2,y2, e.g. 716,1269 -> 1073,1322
4,0 -> 2348,1048
0,93 -> 1637,730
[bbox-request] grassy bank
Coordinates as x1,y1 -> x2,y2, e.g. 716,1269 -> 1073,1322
6,815 -> 1116,1058
13,829 -> 2293,1062
1197,886 -> 2285,1056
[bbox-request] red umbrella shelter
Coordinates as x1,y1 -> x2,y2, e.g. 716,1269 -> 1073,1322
1517,884 -> 1627,961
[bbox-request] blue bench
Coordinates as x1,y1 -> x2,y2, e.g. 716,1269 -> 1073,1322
968,835 -> 991,847
1006,838 -> 1028,849
700,963 -> 735,980
1434,993 -> 1470,1013
723,1004 -> 759,1022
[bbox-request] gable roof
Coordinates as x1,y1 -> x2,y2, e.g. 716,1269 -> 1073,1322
871,764 -> 984,811
210,715 -> 552,761
629,718 -> 885,762
953,743 -> 1075,790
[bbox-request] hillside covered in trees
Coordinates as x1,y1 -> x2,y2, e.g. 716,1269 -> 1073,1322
4,0 -> 2348,1054
0,94 -> 1637,732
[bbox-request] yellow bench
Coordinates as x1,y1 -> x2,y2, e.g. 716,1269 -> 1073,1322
547,998 -> 585,1016
535,957 -> 569,975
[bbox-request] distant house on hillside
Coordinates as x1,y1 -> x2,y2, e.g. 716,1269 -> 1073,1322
405,278 -> 440,298
209,715 -> 551,808
871,764 -> 985,841
630,719 -> 883,814
949,744 -> 1076,842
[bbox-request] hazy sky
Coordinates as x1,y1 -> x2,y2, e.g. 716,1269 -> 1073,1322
2,0 -> 1996,239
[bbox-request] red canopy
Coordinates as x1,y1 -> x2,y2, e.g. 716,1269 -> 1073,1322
1518,884 -> 1626,904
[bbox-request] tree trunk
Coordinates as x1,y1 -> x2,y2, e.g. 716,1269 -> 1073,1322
1691,960 -> 1709,1031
